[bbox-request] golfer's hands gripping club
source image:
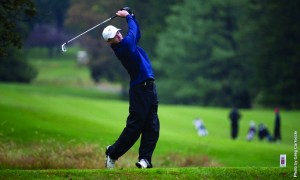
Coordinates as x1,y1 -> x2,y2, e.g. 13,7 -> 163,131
121,7 -> 134,16
116,10 -> 129,18
117,7 -> 134,18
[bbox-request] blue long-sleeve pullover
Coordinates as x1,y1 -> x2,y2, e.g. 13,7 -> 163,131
111,15 -> 154,87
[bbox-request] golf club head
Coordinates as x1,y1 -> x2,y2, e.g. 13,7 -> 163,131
61,43 -> 67,52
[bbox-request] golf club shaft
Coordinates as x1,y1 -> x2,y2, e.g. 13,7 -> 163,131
65,14 -> 117,44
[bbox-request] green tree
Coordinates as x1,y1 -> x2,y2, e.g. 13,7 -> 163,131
154,0 -> 251,107
0,0 -> 37,83
0,46 -> 37,82
238,0 -> 300,109
25,0 -> 71,58
125,0 -> 183,59
0,0 -> 36,57
31,0 -> 70,29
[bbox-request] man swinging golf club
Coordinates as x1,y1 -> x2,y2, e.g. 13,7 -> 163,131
102,8 -> 160,169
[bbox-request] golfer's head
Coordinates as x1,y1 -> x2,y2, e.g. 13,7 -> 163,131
102,25 -> 122,44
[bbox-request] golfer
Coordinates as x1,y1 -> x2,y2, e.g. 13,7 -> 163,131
102,9 -> 160,169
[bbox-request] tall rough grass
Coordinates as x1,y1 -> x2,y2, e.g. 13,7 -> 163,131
0,139 -> 219,169
0,139 -> 104,169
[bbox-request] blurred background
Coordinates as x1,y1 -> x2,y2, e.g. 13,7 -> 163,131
1,0 -> 300,170
1,0 -> 299,109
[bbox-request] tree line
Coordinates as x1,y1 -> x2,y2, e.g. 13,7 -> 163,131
1,0 -> 299,109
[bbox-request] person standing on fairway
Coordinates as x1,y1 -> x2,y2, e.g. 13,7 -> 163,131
229,107 -> 241,139
273,107 -> 281,142
102,8 -> 160,169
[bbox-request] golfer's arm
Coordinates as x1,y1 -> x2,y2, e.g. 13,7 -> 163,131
126,15 -> 139,49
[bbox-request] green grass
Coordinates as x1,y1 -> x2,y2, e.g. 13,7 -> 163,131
27,46 -> 94,88
0,168 -> 295,180
0,47 -> 298,179
0,83 -> 299,169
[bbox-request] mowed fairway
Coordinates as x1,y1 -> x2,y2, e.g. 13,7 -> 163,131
0,83 -> 298,168
0,50 -> 299,179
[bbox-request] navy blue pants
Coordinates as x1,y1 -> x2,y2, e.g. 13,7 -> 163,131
231,122 -> 239,139
108,80 -> 160,165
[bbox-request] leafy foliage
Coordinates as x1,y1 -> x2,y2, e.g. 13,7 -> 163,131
0,0 -> 36,57
31,0 -> 70,29
10,0 -> 298,108
126,0 -> 183,58
0,0 -> 37,83
24,0 -> 71,58
239,0 -> 300,108
0,46 -> 37,82
154,0 -> 251,107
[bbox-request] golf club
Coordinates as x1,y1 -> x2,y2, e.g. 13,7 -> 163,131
61,14 -> 117,52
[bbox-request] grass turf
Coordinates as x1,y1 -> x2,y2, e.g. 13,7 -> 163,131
0,47 -> 298,179
0,167 -> 295,179
0,83 -> 298,169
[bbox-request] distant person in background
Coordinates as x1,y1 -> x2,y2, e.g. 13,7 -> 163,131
193,117 -> 208,136
273,107 -> 281,142
246,120 -> 256,141
229,108 -> 241,139
258,123 -> 273,142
